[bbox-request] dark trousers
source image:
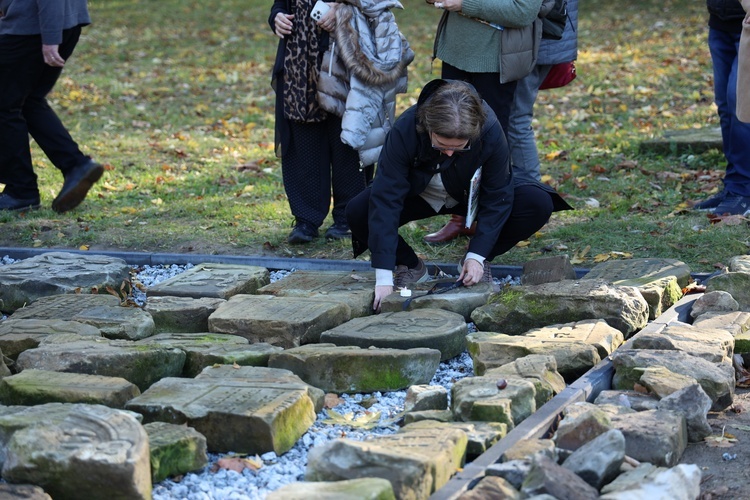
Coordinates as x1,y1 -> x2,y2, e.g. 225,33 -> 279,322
283,116 -> 366,228
346,184 -> 554,268
0,27 -> 88,199
442,63 -> 518,141
709,27 -> 750,197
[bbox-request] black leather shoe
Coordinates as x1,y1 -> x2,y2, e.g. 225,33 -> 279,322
52,159 -> 104,213
324,222 -> 351,240
288,219 -> 318,244
0,193 -> 41,211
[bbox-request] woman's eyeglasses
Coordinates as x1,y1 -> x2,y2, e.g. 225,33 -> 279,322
430,133 -> 471,153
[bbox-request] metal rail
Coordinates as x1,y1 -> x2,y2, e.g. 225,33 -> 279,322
0,246 -> 592,279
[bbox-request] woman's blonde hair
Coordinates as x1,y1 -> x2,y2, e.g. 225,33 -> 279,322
416,80 -> 486,140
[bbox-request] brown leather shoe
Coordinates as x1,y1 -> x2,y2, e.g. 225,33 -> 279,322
424,215 -> 476,244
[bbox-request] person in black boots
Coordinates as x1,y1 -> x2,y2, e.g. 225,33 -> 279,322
0,0 -> 103,213
346,79 -> 571,312
269,0 -> 367,244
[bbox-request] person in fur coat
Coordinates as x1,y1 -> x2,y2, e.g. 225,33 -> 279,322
316,0 -> 414,167
269,0 -> 368,244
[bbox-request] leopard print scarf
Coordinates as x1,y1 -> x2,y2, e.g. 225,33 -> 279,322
282,0 -> 327,123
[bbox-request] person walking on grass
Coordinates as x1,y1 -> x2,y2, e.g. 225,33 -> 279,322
269,0 -> 368,244
694,0 -> 750,215
0,0 -> 103,213
346,79 -> 571,312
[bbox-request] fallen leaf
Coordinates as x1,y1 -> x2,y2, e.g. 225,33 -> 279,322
593,253 -> 610,263
213,456 -> 261,473
633,383 -> 649,394
321,409 -> 382,429
704,427 -> 738,448
324,393 -> 342,409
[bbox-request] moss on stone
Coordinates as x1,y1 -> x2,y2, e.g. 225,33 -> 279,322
272,393 -> 316,454
150,438 -> 207,483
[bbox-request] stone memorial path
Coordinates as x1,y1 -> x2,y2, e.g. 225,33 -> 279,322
0,251 -> 747,499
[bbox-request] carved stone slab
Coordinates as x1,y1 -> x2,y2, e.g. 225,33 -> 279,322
143,295 -> 226,333
144,421 -> 208,483
15,338 -> 186,391
467,332 -> 601,381
319,308 -> 468,361
380,280 -> 494,321
9,294 -> 121,321
268,343 -> 441,393
0,252 -> 130,313
0,403 -> 151,499
582,258 -> 690,318
0,369 -> 140,408
208,294 -> 351,348
611,349 -> 735,411
267,478 -> 395,500
306,426 -> 468,500
71,305 -> 155,340
137,333 -> 282,377
125,375 -> 316,454
523,319 -> 625,359
400,420 -> 507,459
196,365 -> 325,413
631,323 -> 734,364
257,270 -> 376,318
522,255 -> 577,286
471,279 -> 649,336
147,263 -> 270,299
485,354 -> 566,408
451,376 -> 537,428
0,319 -> 101,360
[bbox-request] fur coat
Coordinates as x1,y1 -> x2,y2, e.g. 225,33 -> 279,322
317,0 -> 414,166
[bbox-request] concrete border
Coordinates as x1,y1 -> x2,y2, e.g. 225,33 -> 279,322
429,292 -> 702,499
0,246 -> 593,279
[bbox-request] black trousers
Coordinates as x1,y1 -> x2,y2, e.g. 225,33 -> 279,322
442,63 -> 517,140
283,116 -> 366,228
0,27 -> 89,199
346,184 -> 554,268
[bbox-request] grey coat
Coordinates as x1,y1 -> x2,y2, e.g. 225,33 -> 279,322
537,0 -> 578,65
0,0 -> 90,44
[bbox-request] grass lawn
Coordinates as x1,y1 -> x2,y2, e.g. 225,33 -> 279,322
1,0 -> 746,273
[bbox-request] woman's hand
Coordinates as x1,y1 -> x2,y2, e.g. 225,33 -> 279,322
373,285 -> 393,313
42,45 -> 65,67
274,12 -> 294,38
430,0 -> 462,12
317,4 -> 337,32
458,258 -> 483,286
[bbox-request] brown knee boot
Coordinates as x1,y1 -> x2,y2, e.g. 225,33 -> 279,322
424,214 -> 476,244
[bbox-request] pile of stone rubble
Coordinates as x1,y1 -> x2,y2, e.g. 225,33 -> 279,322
0,251 -> 747,499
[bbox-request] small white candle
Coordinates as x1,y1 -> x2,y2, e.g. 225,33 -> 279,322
399,288 -> 412,297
